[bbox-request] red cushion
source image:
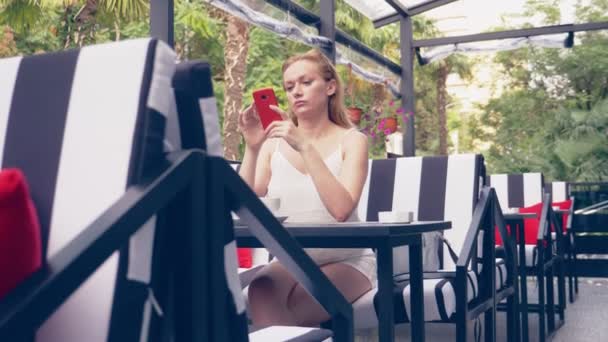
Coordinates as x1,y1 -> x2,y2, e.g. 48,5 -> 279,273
237,248 -> 252,268
0,169 -> 42,299
519,202 -> 543,245
552,199 -> 572,233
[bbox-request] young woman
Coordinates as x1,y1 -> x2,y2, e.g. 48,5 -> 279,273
238,49 -> 375,327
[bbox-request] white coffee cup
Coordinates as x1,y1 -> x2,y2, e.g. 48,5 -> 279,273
259,196 -> 281,215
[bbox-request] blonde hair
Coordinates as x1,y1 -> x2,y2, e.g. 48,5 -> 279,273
282,49 -> 352,128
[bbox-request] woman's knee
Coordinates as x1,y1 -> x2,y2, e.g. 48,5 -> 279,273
248,275 -> 277,302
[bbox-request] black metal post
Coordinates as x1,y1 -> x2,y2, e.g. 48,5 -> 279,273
319,0 -> 336,62
400,16 -> 416,156
150,0 -> 175,48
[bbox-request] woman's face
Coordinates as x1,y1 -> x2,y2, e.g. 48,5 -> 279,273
283,60 -> 336,119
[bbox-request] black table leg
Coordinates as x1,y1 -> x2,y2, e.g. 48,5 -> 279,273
377,241 -> 394,342
409,236 -> 425,342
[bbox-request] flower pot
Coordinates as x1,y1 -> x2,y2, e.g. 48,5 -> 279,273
382,117 -> 398,134
347,107 -> 363,124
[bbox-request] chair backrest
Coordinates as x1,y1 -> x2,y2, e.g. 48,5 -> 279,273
488,172 -> 544,209
358,154 -> 484,271
547,181 -> 569,202
172,61 -> 223,157
172,61 -> 250,340
0,38 -> 175,341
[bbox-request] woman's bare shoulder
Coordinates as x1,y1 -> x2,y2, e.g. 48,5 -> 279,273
339,128 -> 367,155
341,128 -> 367,144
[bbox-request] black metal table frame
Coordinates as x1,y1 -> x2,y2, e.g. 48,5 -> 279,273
235,221 -> 452,342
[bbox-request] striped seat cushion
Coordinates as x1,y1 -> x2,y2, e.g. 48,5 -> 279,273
352,260 -> 508,328
0,38 -> 175,341
546,181 -> 569,202
488,173 -> 544,211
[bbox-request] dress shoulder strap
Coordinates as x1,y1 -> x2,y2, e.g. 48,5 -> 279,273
337,128 -> 358,155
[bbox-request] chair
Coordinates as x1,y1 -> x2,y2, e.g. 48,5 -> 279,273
0,38 -> 200,341
354,155 -> 519,342
171,60 -> 353,341
489,173 -> 566,341
546,181 -> 578,302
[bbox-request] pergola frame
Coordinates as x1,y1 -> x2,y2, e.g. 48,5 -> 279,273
150,0 -> 608,156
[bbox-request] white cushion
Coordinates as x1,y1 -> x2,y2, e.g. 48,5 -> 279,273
249,326 -> 332,342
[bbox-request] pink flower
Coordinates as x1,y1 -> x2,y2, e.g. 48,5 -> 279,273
378,119 -> 385,129
396,107 -> 404,114
370,131 -> 376,138
384,129 -> 391,135
389,100 -> 394,107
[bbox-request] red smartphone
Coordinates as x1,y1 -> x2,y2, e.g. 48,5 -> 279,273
252,88 -> 282,129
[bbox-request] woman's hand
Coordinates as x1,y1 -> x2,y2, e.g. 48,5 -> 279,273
238,105 -> 266,150
265,105 -> 310,152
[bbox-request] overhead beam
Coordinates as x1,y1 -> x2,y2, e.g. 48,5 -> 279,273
266,0 -> 402,76
374,0 -> 457,28
413,21 -> 608,48
265,0 -> 320,27
335,30 -> 402,75
385,0 -> 410,17
408,0 -> 458,16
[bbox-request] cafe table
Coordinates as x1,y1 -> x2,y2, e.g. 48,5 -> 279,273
235,220 -> 451,342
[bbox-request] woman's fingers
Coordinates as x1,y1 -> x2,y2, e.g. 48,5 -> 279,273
269,105 -> 288,120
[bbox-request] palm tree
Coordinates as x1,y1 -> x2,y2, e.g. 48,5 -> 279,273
222,14 -> 249,160
430,55 -> 472,155
0,0 -> 146,48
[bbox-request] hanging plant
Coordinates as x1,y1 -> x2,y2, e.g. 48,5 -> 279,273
345,63 -> 364,124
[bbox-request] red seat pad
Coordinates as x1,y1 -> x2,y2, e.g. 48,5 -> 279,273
0,169 -> 42,299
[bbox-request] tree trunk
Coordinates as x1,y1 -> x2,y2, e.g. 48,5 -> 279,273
436,63 -> 450,155
222,16 -> 249,160
73,0 -> 98,47
371,83 -> 386,114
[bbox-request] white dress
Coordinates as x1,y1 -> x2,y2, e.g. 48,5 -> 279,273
266,130 -> 377,284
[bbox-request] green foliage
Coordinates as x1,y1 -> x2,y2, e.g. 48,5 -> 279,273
481,0 -> 608,181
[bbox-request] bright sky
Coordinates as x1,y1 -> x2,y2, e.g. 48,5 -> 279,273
424,0 -> 578,35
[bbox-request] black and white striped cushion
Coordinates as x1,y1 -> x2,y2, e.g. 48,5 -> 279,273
488,173 -> 544,209
358,154 -> 481,271
0,38 -> 175,342
547,181 -> 569,202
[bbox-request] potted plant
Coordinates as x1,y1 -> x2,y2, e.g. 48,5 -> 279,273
344,63 -> 364,124
359,99 -> 412,158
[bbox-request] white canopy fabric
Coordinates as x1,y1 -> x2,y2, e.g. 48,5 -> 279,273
342,0 -> 427,21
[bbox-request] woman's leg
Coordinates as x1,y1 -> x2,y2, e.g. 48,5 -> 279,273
248,262 -> 299,326
287,263 -> 372,327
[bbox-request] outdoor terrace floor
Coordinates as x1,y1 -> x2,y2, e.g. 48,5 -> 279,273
355,278 -> 608,341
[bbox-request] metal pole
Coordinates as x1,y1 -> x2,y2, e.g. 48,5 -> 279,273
400,16 -> 416,156
150,0 -> 175,48
319,0 -> 336,62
